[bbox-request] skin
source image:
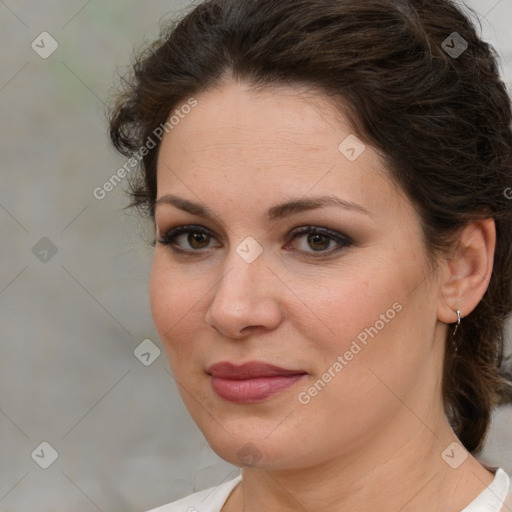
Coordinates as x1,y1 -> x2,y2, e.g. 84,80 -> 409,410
150,79 -> 496,511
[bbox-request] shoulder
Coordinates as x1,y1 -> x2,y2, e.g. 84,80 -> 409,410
466,467 -> 511,512
501,471 -> 512,511
145,475 -> 242,512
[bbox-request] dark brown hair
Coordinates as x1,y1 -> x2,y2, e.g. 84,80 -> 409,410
109,0 -> 512,452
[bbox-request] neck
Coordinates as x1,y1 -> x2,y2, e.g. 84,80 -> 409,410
229,413 -> 494,512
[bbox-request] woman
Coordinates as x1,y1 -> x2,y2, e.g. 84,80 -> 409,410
108,0 -> 512,510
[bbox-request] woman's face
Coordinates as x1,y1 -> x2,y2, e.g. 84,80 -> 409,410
150,80 -> 446,469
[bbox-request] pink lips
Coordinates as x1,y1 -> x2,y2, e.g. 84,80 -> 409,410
207,361 -> 307,403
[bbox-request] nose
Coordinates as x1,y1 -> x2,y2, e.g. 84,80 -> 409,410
204,251 -> 284,340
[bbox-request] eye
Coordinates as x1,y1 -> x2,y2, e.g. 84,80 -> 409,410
156,225 -> 220,253
156,224 -> 353,258
285,226 -> 353,257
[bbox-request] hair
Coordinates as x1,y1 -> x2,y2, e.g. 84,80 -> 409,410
108,0 -> 512,453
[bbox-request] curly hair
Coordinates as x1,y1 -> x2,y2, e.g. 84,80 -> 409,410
108,0 -> 512,452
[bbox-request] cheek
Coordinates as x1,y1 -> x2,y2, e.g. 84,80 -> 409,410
149,255 -> 203,360
302,262 -> 408,352
295,246 -> 432,395
289,291 -> 409,450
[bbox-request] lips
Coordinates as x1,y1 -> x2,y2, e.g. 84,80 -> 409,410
207,362 -> 307,403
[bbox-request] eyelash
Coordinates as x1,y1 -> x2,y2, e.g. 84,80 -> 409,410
155,224 -> 353,258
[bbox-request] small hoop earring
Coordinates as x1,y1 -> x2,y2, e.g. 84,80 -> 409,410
452,310 -> 461,352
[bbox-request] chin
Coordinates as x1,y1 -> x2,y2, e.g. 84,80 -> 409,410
198,427 -> 309,471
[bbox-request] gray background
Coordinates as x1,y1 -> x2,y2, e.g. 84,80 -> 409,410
1,1 -> 511,511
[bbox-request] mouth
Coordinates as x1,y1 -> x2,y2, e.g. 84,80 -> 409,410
207,361 -> 308,404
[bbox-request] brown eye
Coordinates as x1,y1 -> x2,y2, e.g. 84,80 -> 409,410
287,226 -> 353,257
157,225 -> 220,253
188,232 -> 211,249
307,234 -> 331,251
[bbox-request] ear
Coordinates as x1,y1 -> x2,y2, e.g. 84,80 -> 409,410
437,218 -> 496,324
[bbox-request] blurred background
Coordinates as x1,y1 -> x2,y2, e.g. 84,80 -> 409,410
1,1 -> 511,510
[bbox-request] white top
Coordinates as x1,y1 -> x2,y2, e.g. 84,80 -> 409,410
147,468 -> 512,512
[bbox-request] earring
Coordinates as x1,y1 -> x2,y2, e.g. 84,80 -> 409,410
452,310 -> 461,353
452,310 -> 461,336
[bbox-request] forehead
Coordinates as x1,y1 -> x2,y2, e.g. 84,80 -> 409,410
159,81 -> 350,157
155,80 -> 403,218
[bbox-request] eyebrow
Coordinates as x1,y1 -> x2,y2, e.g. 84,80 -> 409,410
155,194 -> 372,223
